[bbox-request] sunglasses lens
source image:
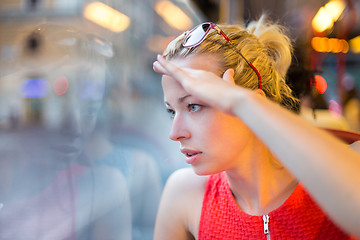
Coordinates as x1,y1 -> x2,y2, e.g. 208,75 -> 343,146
183,23 -> 211,47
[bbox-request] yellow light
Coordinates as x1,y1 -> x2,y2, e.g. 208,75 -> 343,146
155,0 -> 192,31
84,2 -> 130,32
349,36 -> 360,53
324,0 -> 345,22
312,7 -> 334,32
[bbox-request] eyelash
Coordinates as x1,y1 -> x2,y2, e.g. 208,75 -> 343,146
166,104 -> 202,119
188,104 -> 201,112
167,109 -> 175,119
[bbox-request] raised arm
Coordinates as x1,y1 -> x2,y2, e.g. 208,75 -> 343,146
154,55 -> 360,238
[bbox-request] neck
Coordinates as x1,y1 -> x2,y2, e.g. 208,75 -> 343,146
226,145 -> 298,216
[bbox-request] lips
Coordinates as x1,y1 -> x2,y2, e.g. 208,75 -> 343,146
52,144 -> 79,154
50,144 -> 81,161
180,148 -> 202,164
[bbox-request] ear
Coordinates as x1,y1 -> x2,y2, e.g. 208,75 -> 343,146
254,88 -> 266,97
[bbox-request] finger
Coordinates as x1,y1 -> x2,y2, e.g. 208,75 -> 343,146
156,55 -> 188,81
153,61 -> 167,75
223,68 -> 235,84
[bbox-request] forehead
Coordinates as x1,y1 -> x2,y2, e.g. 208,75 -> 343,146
169,54 -> 221,72
162,54 -> 222,99
162,54 -> 221,104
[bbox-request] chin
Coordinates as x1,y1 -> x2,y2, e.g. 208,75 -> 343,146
191,164 -> 220,176
51,150 -> 81,168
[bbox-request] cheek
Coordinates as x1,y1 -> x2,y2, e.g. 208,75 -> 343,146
206,114 -> 250,152
84,119 -> 97,136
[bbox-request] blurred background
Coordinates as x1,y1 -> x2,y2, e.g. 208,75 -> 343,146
0,0 -> 359,239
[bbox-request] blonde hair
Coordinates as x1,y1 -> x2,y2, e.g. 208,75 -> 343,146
164,15 -> 299,111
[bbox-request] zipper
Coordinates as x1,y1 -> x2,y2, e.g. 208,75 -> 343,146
263,214 -> 270,240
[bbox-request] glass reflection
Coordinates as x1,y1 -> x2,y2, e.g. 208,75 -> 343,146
0,24 -> 132,240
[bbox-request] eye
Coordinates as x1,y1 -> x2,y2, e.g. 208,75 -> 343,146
82,101 -> 101,118
188,104 -> 201,113
166,108 -> 175,119
84,106 -> 98,117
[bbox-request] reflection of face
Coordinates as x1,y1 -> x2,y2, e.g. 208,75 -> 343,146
162,55 -> 253,175
17,60 -> 106,169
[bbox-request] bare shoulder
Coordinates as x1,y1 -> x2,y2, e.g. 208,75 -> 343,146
154,168 -> 208,240
163,168 -> 208,218
77,165 -> 132,238
167,168 -> 208,193
79,165 -> 130,206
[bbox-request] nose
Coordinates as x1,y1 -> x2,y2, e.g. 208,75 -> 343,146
61,107 -> 83,137
169,114 -> 190,141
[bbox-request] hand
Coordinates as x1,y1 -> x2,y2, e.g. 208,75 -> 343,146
153,55 -> 244,115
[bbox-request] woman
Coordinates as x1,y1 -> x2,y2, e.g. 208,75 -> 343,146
0,24 -> 131,239
153,16 -> 360,239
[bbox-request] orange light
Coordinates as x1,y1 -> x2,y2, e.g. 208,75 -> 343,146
319,37 -> 329,52
341,39 -> 349,53
311,37 -> 349,53
311,37 -> 327,52
314,75 -> 327,94
329,38 -> 341,53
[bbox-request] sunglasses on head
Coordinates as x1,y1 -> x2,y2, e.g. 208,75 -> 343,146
182,22 -> 262,89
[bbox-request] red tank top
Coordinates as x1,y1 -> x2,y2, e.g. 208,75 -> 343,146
198,172 -> 351,240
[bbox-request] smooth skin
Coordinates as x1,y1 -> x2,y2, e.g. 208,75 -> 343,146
153,54 -> 360,239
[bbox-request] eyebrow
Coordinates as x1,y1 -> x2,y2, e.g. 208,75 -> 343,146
164,94 -> 191,107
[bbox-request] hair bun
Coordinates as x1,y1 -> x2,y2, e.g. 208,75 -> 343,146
247,15 -> 292,77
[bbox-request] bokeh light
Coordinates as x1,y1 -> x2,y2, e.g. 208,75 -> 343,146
155,0 -> 193,31
311,37 -> 349,53
21,79 -> 49,98
312,7 -> 334,32
312,0 -> 345,33
329,100 -> 342,118
83,1 -> 130,32
53,76 -> 69,95
314,75 -> 327,94
349,36 -> 360,53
